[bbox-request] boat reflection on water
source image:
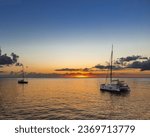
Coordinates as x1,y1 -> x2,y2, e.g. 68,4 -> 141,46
101,88 -> 130,97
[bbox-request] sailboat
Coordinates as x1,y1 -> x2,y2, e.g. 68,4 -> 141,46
100,45 -> 130,92
18,65 -> 28,84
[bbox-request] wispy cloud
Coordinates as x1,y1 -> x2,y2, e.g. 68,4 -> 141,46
55,68 -> 91,72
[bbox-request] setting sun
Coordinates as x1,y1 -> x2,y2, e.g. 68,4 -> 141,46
74,74 -> 89,78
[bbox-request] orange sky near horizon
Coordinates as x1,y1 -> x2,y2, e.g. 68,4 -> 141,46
2,65 -> 150,77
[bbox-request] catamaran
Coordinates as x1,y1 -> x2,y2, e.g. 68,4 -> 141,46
100,45 -> 130,92
18,65 -> 28,84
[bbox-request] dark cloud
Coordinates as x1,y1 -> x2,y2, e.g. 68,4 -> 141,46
55,67 -> 92,72
119,55 -> 141,62
139,57 -> 148,60
83,68 -> 90,72
94,64 -> 121,70
127,61 -> 142,68
26,73 -> 65,78
94,64 -> 107,69
15,62 -> 23,66
114,55 -> 150,71
0,54 -> 13,65
94,55 -> 150,71
141,60 -> 150,71
114,55 -> 149,69
0,52 -> 19,66
128,60 -> 150,71
11,53 -> 19,63
55,68 -> 81,71
115,55 -> 148,66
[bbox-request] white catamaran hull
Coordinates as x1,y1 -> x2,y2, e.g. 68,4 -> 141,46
100,84 -> 130,92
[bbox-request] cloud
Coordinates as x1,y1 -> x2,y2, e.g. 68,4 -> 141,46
119,55 -> 142,62
55,55 -> 150,73
0,52 -> 19,66
55,67 -> 91,72
141,60 -> 150,71
94,64 -> 107,69
83,68 -> 90,72
127,61 -> 142,68
94,55 -> 150,71
15,62 -> 23,66
115,55 -> 148,66
11,53 -> 19,63
114,55 -> 149,69
113,55 -> 150,71
128,59 -> 150,71
139,57 -> 148,60
55,65 -> 123,72
94,64 -> 121,70
55,68 -> 81,71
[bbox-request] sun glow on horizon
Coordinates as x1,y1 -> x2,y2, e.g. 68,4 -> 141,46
73,74 -> 90,78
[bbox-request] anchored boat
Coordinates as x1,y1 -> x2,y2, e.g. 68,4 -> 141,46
18,65 -> 28,84
100,45 -> 130,92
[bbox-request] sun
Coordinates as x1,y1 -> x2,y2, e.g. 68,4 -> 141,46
74,74 -> 89,78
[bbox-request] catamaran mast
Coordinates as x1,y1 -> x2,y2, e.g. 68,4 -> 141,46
110,45 -> 113,83
22,65 -> 25,80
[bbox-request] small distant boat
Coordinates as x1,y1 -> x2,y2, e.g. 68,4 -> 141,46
100,45 -> 130,92
18,79 -> 28,84
18,65 -> 28,84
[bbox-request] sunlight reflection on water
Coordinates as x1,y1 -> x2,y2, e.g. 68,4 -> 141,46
0,78 -> 150,119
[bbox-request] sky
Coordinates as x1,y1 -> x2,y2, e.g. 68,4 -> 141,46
0,0 -> 150,73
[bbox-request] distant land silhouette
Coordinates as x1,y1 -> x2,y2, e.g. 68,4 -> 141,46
0,71 -> 150,78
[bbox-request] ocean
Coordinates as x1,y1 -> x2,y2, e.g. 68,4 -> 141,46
0,78 -> 150,119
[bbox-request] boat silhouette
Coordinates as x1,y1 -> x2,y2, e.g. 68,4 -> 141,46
100,45 -> 130,92
18,65 -> 28,84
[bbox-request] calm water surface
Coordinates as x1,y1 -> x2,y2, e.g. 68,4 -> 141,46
0,78 -> 150,119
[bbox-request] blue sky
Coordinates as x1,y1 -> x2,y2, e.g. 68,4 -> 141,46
0,0 -> 150,72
